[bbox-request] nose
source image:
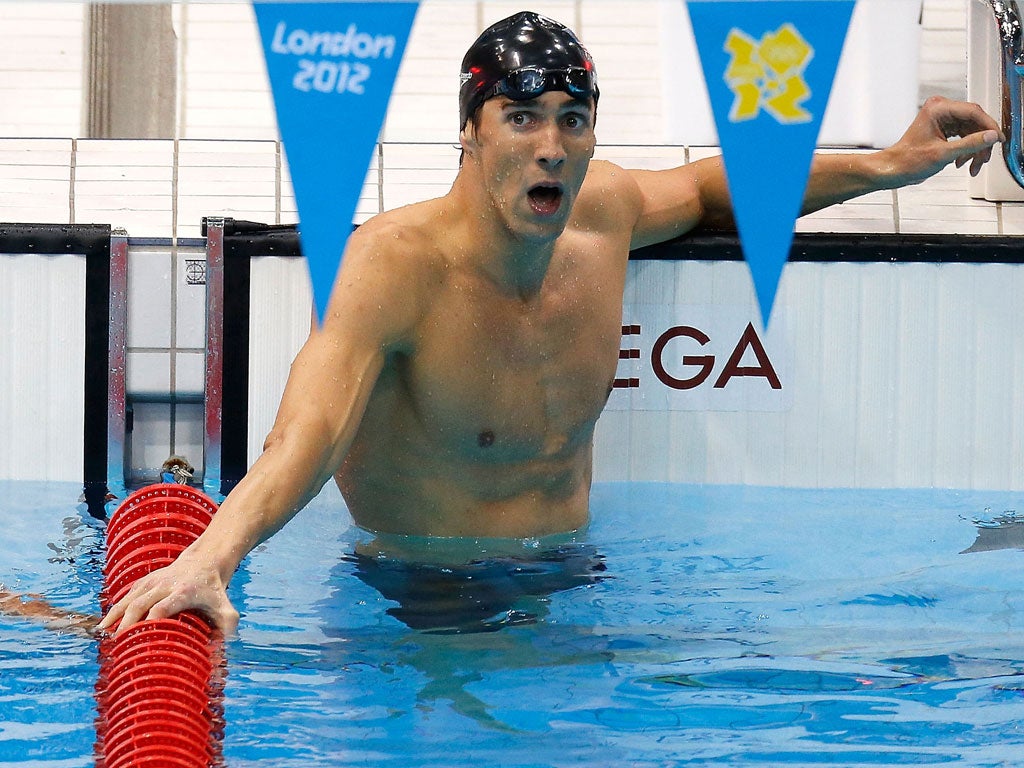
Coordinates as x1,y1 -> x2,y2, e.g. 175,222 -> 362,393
534,123 -> 566,169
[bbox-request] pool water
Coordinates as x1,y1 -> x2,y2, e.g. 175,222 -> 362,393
2,480 -> 1024,766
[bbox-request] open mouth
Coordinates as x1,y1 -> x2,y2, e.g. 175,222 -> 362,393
527,184 -> 564,216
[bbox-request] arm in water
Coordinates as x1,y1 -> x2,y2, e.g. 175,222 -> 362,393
98,222 -> 423,636
624,95 -> 1003,249
0,588 -> 98,638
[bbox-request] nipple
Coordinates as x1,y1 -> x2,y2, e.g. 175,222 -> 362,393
478,430 -> 495,448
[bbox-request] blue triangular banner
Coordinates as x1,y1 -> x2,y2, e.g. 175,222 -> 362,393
686,0 -> 854,325
253,1 -> 419,323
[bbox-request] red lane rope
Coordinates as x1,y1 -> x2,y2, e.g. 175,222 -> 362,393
96,484 -> 224,768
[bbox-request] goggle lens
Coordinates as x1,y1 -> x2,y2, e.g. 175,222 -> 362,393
493,67 -> 595,101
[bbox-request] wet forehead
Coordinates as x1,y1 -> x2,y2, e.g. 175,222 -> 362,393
492,90 -> 594,114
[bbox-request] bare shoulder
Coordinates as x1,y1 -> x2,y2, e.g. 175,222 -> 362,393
324,200 -> 448,347
344,201 -> 446,275
581,159 -> 643,199
574,159 -> 645,229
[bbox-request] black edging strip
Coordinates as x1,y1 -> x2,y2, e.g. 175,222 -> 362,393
220,245 -> 250,494
0,223 -> 113,511
200,223 -> 1024,265
631,231 -> 1024,264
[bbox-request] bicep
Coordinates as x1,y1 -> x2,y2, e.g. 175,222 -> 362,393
625,158 -> 732,250
270,230 -> 420,463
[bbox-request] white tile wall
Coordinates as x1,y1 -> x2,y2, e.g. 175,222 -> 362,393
176,140 -> 279,238
6,136 -> 1024,237
74,140 -> 175,236
0,139 -> 73,224
0,0 -> 970,143
0,3 -> 84,137
174,2 -> 278,141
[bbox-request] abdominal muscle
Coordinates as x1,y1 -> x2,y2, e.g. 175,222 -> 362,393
336,434 -> 594,539
335,354 -> 601,540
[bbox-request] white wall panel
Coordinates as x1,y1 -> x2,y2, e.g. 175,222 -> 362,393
247,256 -> 312,466
0,254 -> 85,481
596,259 -> 1024,492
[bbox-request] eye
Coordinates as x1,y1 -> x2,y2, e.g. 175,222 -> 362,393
509,111 -> 533,126
562,112 -> 589,130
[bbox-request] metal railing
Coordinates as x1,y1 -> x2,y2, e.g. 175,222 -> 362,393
988,0 -> 1024,187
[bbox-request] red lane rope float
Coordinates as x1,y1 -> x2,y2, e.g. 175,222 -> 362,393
96,483 -> 224,768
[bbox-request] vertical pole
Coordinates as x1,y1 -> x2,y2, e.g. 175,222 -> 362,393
203,218 -> 225,495
83,225 -> 113,515
106,229 -> 128,498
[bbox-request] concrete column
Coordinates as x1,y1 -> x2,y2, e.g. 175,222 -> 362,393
86,4 -> 177,139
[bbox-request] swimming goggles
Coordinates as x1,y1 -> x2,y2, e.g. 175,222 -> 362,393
490,66 -> 597,102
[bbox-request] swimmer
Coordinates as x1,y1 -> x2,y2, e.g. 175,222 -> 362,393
160,455 -> 195,485
98,11 -> 1003,637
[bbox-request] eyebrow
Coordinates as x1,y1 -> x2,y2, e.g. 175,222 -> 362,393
499,96 -> 593,113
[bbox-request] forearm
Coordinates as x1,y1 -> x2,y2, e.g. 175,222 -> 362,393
183,418 -> 341,584
801,149 -> 902,216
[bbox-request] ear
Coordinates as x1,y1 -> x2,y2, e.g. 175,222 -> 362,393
459,120 -> 479,157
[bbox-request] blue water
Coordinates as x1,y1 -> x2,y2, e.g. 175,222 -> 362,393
2,480 -> 1024,767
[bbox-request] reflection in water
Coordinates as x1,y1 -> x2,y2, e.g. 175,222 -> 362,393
348,541 -> 609,633
962,511 -> 1024,553
305,540 -> 613,732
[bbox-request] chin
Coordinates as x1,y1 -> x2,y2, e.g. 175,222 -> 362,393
517,218 -> 570,243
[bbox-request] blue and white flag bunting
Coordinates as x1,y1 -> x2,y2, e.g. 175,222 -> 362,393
253,1 -> 419,323
686,0 -> 854,325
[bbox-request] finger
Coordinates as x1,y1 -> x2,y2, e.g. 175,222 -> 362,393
97,596 -> 127,632
145,586 -> 238,636
112,591 -> 160,636
97,576 -> 151,631
945,130 -> 1000,165
146,592 -> 191,622
932,99 -> 1003,139
216,603 -> 241,636
970,153 -> 986,177
106,581 -> 166,636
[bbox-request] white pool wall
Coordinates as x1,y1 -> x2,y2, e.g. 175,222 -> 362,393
3,0 -> 1023,490
3,137 -> 1023,491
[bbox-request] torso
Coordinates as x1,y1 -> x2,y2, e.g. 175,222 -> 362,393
336,161 -> 637,537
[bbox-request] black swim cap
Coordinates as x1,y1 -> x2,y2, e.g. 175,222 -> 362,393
459,11 -> 599,130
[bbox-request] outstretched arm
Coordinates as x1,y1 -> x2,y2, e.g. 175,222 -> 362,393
801,96 -> 1003,213
98,222 -> 422,636
627,96 -> 1003,249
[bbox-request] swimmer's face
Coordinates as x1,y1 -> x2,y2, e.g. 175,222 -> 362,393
461,90 -> 596,241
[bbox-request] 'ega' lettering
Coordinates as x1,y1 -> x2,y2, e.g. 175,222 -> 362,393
615,322 -> 782,391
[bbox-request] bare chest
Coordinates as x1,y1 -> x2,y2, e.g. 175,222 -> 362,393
406,267 -> 624,460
